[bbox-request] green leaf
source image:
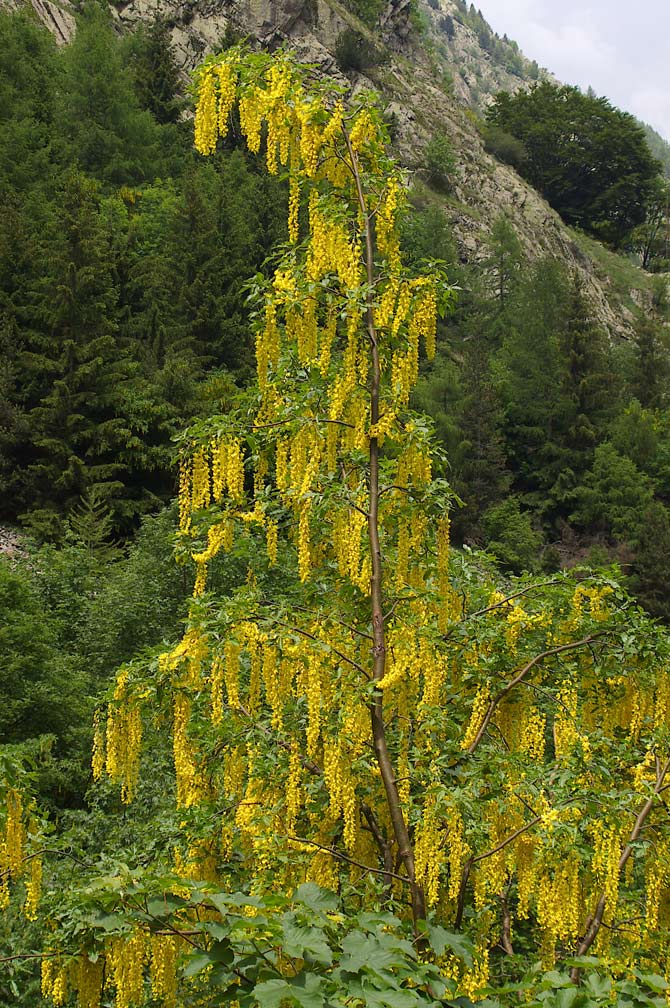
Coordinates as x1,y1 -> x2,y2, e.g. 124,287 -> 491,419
84,911 -> 126,933
584,974 -> 612,999
145,894 -> 188,918
182,953 -> 215,978
252,976 -> 327,1008
426,925 -> 473,968
207,891 -> 264,914
293,882 -> 338,912
357,988 -> 420,1008
637,974 -> 670,993
339,932 -> 399,976
554,989 -> 590,1008
281,916 -> 333,966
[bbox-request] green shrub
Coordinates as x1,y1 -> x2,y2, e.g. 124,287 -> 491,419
481,124 -> 527,169
423,131 -> 457,191
334,29 -> 383,72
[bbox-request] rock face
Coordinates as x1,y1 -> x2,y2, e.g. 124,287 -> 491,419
5,0 -> 75,40
5,0 -> 651,337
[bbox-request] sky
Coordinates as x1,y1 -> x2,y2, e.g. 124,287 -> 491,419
477,0 -> 670,141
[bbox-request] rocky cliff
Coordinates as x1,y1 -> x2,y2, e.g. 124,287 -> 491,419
8,0 -> 660,336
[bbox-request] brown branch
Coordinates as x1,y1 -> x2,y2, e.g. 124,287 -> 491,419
361,805 -> 394,902
238,705 -> 322,777
570,757 -> 670,981
261,616 -> 370,680
292,605 -> 373,641
342,124 -> 426,929
500,895 -> 514,955
463,581 -> 563,623
0,951 -> 61,964
455,814 -> 542,928
467,633 -> 607,755
286,835 -> 408,884
472,815 -> 543,867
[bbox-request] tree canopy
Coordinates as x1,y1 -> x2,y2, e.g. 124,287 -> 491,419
486,82 -> 661,247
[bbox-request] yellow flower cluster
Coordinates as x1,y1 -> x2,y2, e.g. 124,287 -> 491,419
376,177 -> 403,268
473,812 -> 507,911
410,280 -> 438,360
644,833 -> 670,932
461,687 -> 491,751
72,955 -> 104,1008
333,504 -> 369,592
194,69 -> 217,155
173,692 -> 204,808
1,785 -> 43,919
1,786 -> 25,880
323,738 -> 358,852
104,669 -> 143,804
108,929 -> 147,1008
178,447 -> 214,533
41,957 -> 69,1007
518,705 -> 546,761
414,793 -> 446,908
554,679 -> 590,761
211,437 -> 245,504
591,820 -> 623,938
285,741 -> 303,834
23,830 -> 42,921
150,934 -> 179,1008
535,858 -> 581,945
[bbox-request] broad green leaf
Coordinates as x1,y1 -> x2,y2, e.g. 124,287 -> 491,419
426,925 -> 474,968
281,917 -> 333,966
293,882 -> 339,912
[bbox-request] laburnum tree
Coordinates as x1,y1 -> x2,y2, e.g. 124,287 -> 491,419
5,48 -> 670,1008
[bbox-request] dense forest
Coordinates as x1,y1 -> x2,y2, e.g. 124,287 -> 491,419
3,6 -> 670,1007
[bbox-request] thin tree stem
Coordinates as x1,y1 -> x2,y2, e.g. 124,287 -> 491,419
342,127 -> 426,929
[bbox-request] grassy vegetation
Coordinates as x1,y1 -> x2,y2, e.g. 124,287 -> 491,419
569,228 -> 656,317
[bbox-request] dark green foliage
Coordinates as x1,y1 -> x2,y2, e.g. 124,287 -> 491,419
0,559 -> 86,747
481,123 -> 526,169
630,178 -> 670,270
334,29 -> 383,72
630,501 -> 670,620
451,344 -> 511,542
481,496 -> 543,572
344,0 -> 384,26
640,120 -> 670,178
65,489 -> 120,564
570,442 -> 654,542
441,13 -> 455,38
630,317 -> 670,408
402,204 -> 670,599
0,10 -> 288,538
423,131 -> 457,192
483,213 -> 523,310
487,83 -> 662,247
126,16 -> 183,125
55,4 -> 178,185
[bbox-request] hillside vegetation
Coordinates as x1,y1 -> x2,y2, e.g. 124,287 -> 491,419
2,6 -> 670,1007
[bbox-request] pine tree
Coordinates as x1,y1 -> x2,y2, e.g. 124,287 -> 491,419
19,171 -> 132,535
128,16 -> 182,125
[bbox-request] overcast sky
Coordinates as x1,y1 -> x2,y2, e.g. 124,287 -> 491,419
478,1 -> 670,141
